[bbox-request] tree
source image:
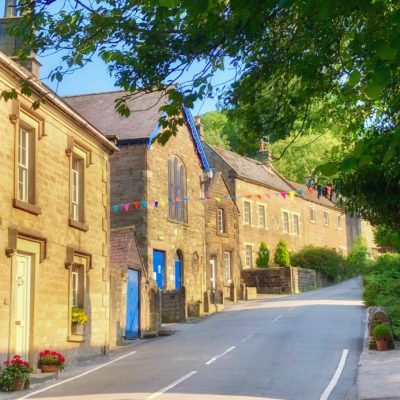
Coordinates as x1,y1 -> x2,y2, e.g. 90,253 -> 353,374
374,225 -> 400,253
255,242 -> 270,268
7,0 -> 400,228
346,236 -> 370,275
274,240 -> 290,267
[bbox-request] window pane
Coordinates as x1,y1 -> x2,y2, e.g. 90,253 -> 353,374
18,129 -> 29,202
324,211 -> 329,225
258,205 -> 265,227
245,245 -> 252,268
180,165 -> 185,222
223,251 -> 231,283
217,208 -> 224,233
293,215 -> 299,235
168,160 -> 173,219
244,202 -> 251,224
283,212 -> 289,233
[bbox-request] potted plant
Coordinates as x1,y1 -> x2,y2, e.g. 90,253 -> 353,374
0,355 -> 30,391
71,307 -> 89,335
372,323 -> 392,351
38,350 -> 65,373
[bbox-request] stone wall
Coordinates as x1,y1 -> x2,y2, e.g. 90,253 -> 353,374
204,172 -> 241,299
0,63 -> 115,366
241,267 -> 321,295
161,288 -> 186,323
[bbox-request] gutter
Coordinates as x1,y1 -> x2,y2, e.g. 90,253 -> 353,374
0,51 -> 118,153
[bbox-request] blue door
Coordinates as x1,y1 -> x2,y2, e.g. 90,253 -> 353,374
125,268 -> 139,339
175,256 -> 182,289
153,250 -> 165,289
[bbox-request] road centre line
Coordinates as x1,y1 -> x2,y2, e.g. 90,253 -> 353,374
146,371 -> 198,400
16,350 -> 137,400
241,334 -> 254,342
320,349 -> 349,400
271,314 -> 282,324
205,346 -> 236,365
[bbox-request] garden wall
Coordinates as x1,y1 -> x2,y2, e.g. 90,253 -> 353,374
161,288 -> 186,323
241,267 -> 324,295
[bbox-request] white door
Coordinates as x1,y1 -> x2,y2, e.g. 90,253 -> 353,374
15,254 -> 31,361
209,258 -> 216,290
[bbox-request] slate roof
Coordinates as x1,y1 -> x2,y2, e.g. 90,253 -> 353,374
64,90 -> 166,140
205,144 -> 294,192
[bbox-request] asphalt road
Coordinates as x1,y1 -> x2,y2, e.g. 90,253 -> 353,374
14,278 -> 365,400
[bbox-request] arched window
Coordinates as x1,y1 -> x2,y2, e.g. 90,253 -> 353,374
168,156 -> 187,222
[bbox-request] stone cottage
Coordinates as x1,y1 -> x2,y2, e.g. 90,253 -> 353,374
203,142 -> 349,267
65,91 -> 211,322
204,171 -> 241,307
0,9 -> 118,366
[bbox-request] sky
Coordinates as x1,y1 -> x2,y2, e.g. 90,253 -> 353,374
0,0 -> 236,115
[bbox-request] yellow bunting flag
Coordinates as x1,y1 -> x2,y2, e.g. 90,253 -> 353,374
288,191 -> 295,199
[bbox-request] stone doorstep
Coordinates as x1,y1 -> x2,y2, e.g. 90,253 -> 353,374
29,371 -> 58,387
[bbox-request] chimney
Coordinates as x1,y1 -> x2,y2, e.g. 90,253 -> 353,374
257,140 -> 272,168
0,0 -> 41,78
195,115 -> 205,141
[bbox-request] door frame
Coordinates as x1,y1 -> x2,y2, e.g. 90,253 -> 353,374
125,267 -> 141,339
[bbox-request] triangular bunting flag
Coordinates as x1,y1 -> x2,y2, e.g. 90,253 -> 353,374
112,205 -> 120,213
160,200 -> 166,208
280,192 -> 287,199
154,201 -> 159,208
123,203 -> 130,212
140,200 -> 147,208
176,196 -> 181,202
288,191 -> 295,199
214,197 -> 221,202
133,201 -> 140,209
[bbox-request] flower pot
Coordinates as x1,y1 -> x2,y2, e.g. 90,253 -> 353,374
41,364 -> 59,373
375,338 -> 389,351
12,379 -> 25,391
72,322 -> 84,335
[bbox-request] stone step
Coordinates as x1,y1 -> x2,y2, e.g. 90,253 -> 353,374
29,372 -> 58,387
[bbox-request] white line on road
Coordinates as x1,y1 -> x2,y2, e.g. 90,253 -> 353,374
146,371 -> 198,400
320,349 -> 349,400
241,334 -> 254,342
288,306 -> 295,312
205,346 -> 236,365
16,350 -> 137,399
271,314 -> 282,323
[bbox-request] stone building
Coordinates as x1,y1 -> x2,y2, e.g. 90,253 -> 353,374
203,143 -> 349,267
65,92 -> 210,322
0,21 -> 118,366
204,172 -> 241,306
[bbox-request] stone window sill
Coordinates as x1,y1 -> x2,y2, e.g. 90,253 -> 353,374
67,334 -> 85,342
167,218 -> 189,227
13,198 -> 42,215
216,231 -> 229,237
69,218 -> 89,232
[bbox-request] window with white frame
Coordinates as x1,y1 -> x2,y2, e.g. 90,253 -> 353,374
217,208 -> 225,233
258,204 -> 266,228
245,245 -> 253,268
323,211 -> 329,226
244,201 -> 251,224
17,127 -> 35,204
71,264 -> 84,308
293,214 -> 300,235
283,211 -> 290,233
337,214 -> 343,229
71,155 -> 84,222
223,251 -> 231,284
310,207 -> 316,222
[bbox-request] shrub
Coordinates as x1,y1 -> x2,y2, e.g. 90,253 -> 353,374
291,246 -> 345,280
256,242 -> 269,268
346,236 -> 370,275
363,253 -> 400,337
374,225 -> 400,253
274,240 -> 290,266
39,350 -> 65,371
372,323 -> 392,340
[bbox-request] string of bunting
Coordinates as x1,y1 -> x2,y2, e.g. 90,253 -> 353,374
110,187 -> 327,213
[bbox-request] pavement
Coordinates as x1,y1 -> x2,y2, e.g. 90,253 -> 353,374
357,337 -> 400,400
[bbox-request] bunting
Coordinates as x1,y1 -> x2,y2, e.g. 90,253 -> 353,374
110,187 -> 322,213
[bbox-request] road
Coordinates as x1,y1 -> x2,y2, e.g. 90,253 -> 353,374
15,278 -> 365,400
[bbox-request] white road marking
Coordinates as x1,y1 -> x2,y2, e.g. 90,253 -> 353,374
17,350 -> 137,399
320,349 -> 349,400
288,306 -> 295,312
241,334 -> 254,342
271,314 -> 282,324
205,346 -> 236,365
146,371 -> 198,400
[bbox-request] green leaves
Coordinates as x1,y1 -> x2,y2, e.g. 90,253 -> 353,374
378,43 -> 398,61
346,70 -> 361,88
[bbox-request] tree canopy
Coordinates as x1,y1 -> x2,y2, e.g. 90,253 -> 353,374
7,0 -> 400,229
